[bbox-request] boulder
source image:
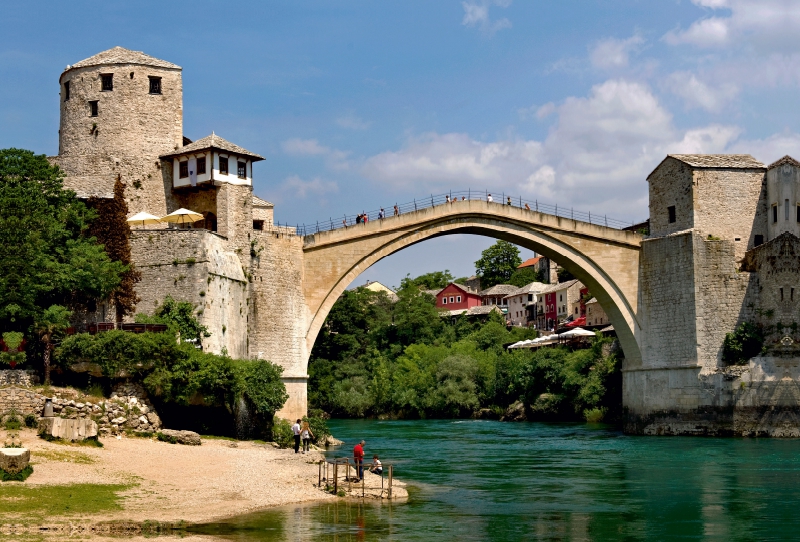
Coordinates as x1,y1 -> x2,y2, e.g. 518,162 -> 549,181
500,400 -> 527,422
473,408 -> 500,420
324,435 -> 344,447
38,417 -> 98,441
158,429 -> 201,446
0,448 -> 30,474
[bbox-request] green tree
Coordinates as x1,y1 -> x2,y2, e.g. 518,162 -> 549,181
399,270 -> 454,290
557,268 -> 575,282
89,179 -> 141,322
33,305 -> 71,384
136,296 -> 210,342
508,266 -> 542,287
474,241 -> 522,288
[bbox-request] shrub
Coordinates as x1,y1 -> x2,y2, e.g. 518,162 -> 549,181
4,414 -> 21,431
722,322 -> 764,365
270,416 -> 294,448
1,465 -> 33,482
303,411 -> 331,444
157,432 -> 177,444
24,414 -> 37,428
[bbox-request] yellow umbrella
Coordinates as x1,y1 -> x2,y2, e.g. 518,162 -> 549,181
126,211 -> 163,228
160,208 -> 204,226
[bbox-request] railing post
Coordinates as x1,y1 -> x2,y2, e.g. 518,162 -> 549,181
571,208 -> 573,220
536,200 -> 538,212
605,215 -> 608,227
431,194 -> 434,207
414,199 -> 417,211
555,204 -> 557,217
588,211 -> 591,224
334,461 -> 338,494
388,464 -> 393,499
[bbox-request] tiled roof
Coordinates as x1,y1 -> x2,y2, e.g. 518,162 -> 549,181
422,288 -> 443,297
536,279 -> 581,295
479,284 -> 519,296
503,281 -> 548,299
767,155 -> 800,169
668,154 -> 764,169
443,305 -> 503,317
585,297 -> 598,304
518,257 -> 541,269
160,133 -> 265,160
67,46 -> 180,72
252,195 -> 273,207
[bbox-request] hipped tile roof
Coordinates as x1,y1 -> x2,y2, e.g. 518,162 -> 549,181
68,46 -> 180,72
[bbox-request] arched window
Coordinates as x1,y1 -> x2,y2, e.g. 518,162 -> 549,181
203,211 -> 217,232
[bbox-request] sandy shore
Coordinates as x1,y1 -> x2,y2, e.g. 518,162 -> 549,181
0,427 -> 406,529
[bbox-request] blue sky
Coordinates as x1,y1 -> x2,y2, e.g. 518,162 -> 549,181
3,0 -> 800,289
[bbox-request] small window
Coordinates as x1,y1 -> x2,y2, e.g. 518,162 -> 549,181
219,156 -> 229,175
773,204 -> 778,223
237,161 -> 247,179
793,288 -> 795,302
781,288 -> 784,301
668,205 -> 676,224
197,156 -> 206,175
755,235 -> 764,247
64,81 -> 70,101
786,199 -> 791,221
450,296 -> 454,303
797,205 -> 800,223
89,100 -> 98,117
179,161 -> 189,179
101,74 -> 113,91
149,76 -> 162,94
457,296 -> 461,303
442,297 -> 447,305
253,220 -> 264,230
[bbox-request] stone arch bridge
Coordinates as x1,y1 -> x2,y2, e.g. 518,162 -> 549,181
273,199 -> 643,418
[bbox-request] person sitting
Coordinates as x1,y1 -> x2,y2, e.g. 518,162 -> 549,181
369,454 -> 382,475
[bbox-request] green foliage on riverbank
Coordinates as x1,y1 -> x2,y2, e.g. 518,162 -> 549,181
0,483 -> 129,520
309,280 -> 622,422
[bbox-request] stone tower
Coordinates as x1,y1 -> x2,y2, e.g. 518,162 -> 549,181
55,46 -> 183,216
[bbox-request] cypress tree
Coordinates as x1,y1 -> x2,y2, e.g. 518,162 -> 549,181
89,179 -> 141,322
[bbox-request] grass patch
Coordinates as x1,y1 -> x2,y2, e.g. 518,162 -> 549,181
199,434 -> 238,441
1,465 -> 33,482
39,434 -> 104,448
156,432 -> 177,444
33,449 -> 95,465
0,483 -> 129,521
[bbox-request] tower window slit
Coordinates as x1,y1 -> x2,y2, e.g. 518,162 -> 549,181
668,205 -> 676,224
89,100 -> 98,117
773,204 -> 778,223
101,74 -> 113,91
786,199 -> 790,220
64,81 -> 70,101
781,288 -> 784,301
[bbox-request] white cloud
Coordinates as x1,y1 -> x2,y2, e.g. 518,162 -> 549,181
281,138 -> 352,170
665,17 -> 730,47
728,131 -> 800,165
462,1 -> 512,36
517,102 -> 554,120
336,114 -> 371,130
361,79 -> 748,219
280,175 -> 338,199
589,34 -> 644,70
663,71 -> 739,112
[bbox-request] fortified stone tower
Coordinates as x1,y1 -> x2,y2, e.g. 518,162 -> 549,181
765,156 -> 800,241
55,46 -> 183,215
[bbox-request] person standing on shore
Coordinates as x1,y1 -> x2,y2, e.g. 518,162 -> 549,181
292,419 -> 302,454
353,440 -> 365,481
301,421 -> 314,454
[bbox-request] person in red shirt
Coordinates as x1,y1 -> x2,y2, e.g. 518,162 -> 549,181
353,440 -> 365,481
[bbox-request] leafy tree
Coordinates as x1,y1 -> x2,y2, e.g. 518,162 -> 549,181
399,270 -> 454,290
0,149 -> 126,376
508,266 -> 542,287
236,359 -> 289,417
557,268 -> 575,282
136,296 -> 210,342
393,286 -> 443,347
89,179 -> 141,322
474,241 -> 522,288
33,305 -> 71,384
722,322 -> 764,365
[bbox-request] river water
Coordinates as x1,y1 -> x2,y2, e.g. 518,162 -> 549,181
191,419 -> 800,541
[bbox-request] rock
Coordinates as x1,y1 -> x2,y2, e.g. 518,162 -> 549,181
500,400 -> 527,422
0,448 -> 30,474
111,417 -> 127,425
75,403 -> 85,409
146,412 -> 161,427
38,417 -> 98,441
138,415 -> 149,426
473,408 -> 500,420
324,435 -> 344,447
158,429 -> 201,446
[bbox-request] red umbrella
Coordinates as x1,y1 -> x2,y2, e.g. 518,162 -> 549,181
566,316 -> 586,328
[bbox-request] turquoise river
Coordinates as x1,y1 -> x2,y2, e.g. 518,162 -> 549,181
190,419 -> 800,541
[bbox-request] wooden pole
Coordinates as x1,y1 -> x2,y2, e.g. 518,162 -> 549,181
388,464 -> 393,499
334,461 -> 338,494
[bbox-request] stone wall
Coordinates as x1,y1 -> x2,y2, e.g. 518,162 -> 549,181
130,229 -> 248,358
56,57 -> 183,216
0,370 -> 38,387
647,158 -> 695,237
0,387 -> 45,417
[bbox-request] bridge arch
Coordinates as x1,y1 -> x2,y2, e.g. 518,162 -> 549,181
302,201 -> 643,372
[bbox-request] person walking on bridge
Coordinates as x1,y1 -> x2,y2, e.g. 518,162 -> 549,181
379,208 -> 385,219
394,204 -> 399,216
487,193 -> 493,203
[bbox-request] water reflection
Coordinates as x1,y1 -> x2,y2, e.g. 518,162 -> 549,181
188,420 -> 800,541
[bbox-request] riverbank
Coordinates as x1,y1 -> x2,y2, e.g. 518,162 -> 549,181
0,427 -> 406,531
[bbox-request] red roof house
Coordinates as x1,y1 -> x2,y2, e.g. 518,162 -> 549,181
436,283 -> 482,311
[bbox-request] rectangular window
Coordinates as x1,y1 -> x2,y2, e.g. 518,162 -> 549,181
253,220 -> 264,231
755,234 -> 764,247
89,100 -> 98,117
773,204 -> 778,223
457,296 -> 461,303
786,199 -> 791,220
781,288 -> 784,301
148,76 -> 162,94
449,296 -> 454,303
797,205 -> 800,223
219,156 -> 229,175
179,161 -> 189,179
237,161 -> 247,179
793,288 -> 795,302
197,156 -> 206,175
668,205 -> 676,224
101,74 -> 113,91
442,297 -> 447,305
64,81 -> 70,101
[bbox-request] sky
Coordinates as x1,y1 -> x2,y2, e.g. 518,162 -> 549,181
3,0 -> 800,289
